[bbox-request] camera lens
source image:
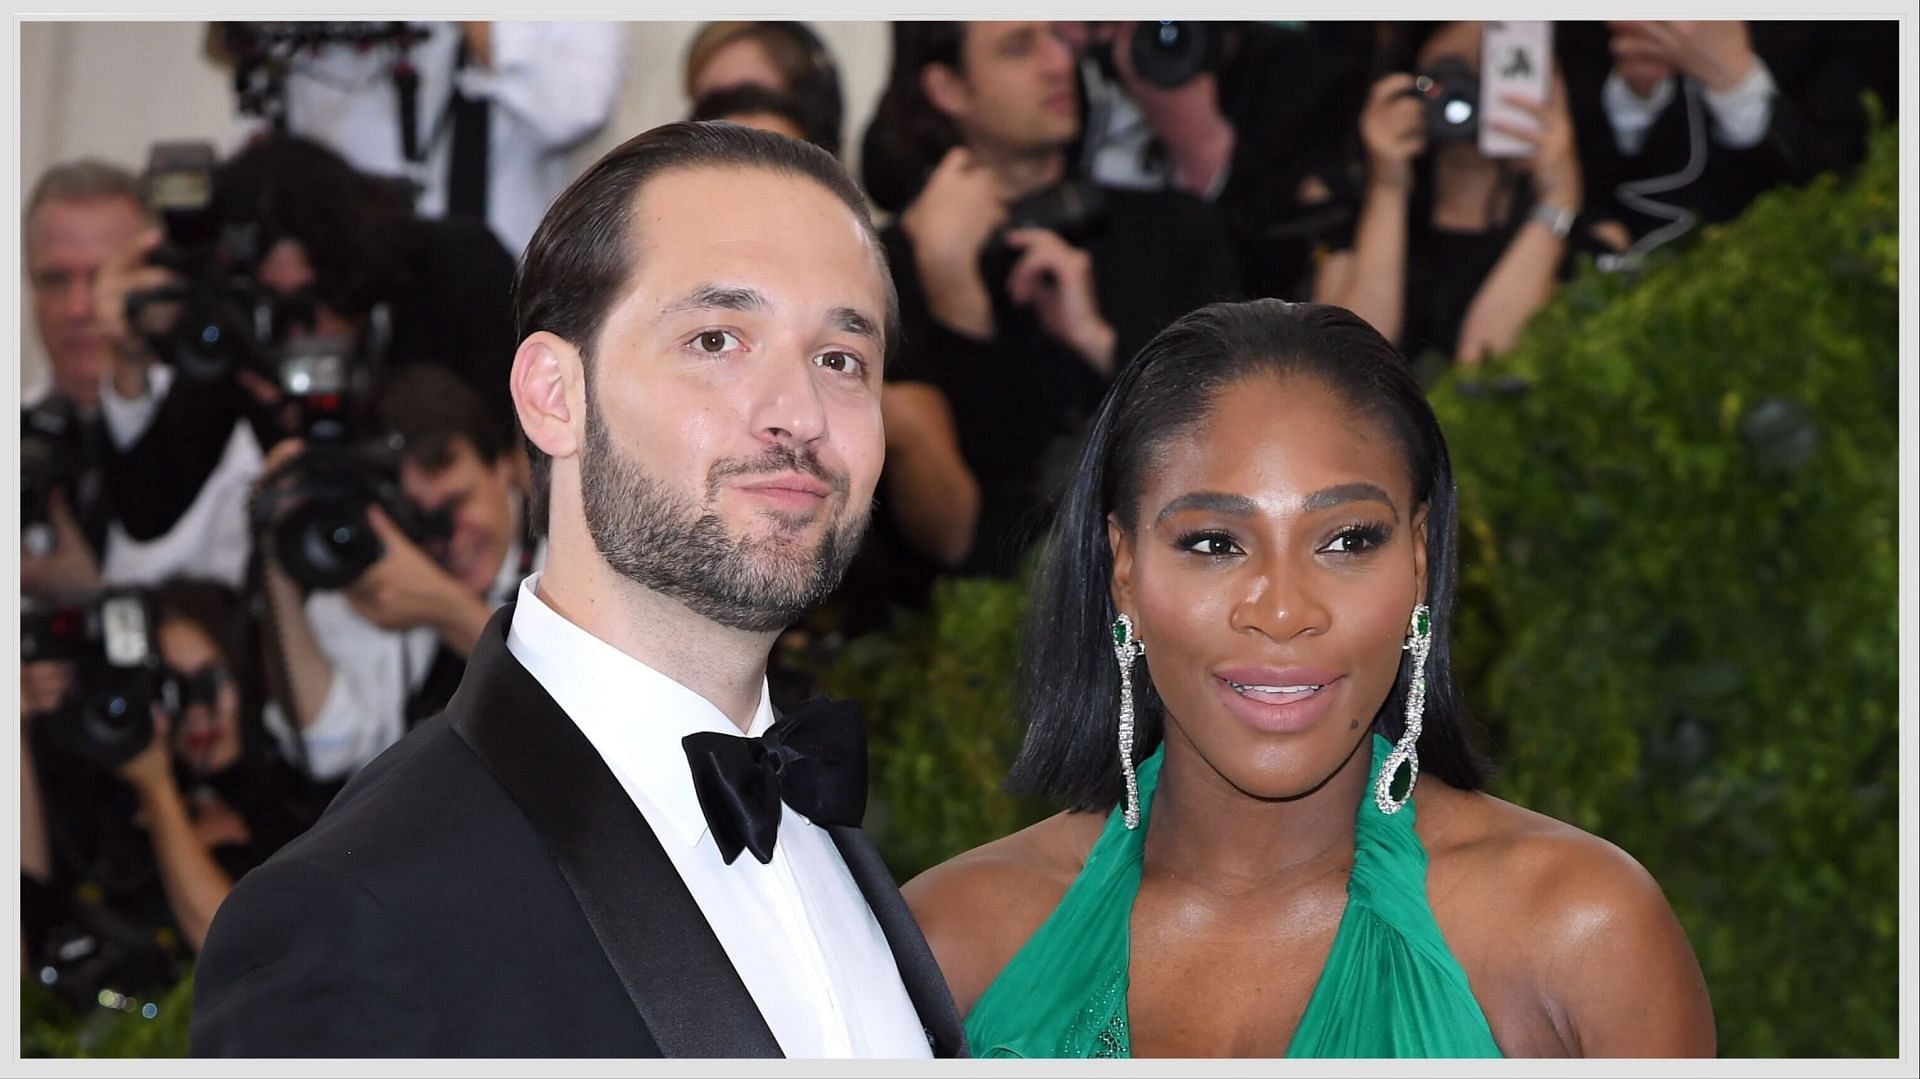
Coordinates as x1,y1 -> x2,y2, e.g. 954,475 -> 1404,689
275,497 -> 383,591
1129,20 -> 1214,89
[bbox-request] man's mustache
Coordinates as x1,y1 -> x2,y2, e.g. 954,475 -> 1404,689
707,445 -> 850,498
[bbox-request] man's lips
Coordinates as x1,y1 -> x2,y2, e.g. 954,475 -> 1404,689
736,474 -> 832,509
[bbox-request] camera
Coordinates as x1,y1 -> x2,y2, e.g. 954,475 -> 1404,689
1004,178 -> 1110,240
251,358 -> 451,593
22,591 -> 179,771
1409,56 -> 1480,144
21,399 -> 81,557
1125,21 -> 1221,89
130,141 -> 274,384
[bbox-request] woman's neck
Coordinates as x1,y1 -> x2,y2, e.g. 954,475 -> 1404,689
1140,730 -> 1375,897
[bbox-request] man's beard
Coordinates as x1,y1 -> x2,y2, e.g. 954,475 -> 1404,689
579,386 -> 869,633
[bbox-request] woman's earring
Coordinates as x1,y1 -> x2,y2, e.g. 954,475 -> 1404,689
1374,604 -> 1430,816
1113,613 -> 1146,829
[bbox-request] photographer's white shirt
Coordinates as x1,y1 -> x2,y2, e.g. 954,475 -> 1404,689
504,573 -> 934,1059
265,522 -> 541,781
95,363 -> 260,590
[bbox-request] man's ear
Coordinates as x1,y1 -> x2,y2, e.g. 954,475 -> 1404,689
512,331 -> 581,465
921,61 -> 970,122
1108,514 -> 1136,623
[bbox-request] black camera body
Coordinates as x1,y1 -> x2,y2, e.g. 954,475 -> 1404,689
21,398 -> 81,554
1127,21 -> 1222,89
22,591 -> 177,772
132,141 -> 275,384
1411,56 -> 1480,144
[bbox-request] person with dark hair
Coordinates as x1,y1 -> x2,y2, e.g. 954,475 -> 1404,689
191,121 -> 965,1059
691,83 -> 812,143
21,579 -> 334,1005
684,21 -> 844,156
1314,22 -> 1625,367
856,20 -> 1241,595
252,363 -> 541,782
89,134 -> 519,567
904,300 -> 1715,1057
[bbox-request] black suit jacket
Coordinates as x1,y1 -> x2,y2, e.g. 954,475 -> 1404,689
191,605 -> 968,1058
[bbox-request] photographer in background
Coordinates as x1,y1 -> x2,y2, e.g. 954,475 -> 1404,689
22,581 -> 333,1003
684,21 -> 844,156
1314,22 -> 1624,366
91,134 -> 518,578
255,364 -> 541,782
22,161 -> 152,601
856,20 -> 1240,594
1068,21 -> 1378,301
209,21 -> 627,259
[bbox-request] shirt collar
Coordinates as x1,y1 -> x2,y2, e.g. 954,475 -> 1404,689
504,571 -> 774,849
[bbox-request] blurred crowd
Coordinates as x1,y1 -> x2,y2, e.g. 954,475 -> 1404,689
18,19 -> 1896,1011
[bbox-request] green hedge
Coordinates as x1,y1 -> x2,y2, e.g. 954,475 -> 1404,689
1425,120 -> 1899,1057
845,123 -> 1899,1054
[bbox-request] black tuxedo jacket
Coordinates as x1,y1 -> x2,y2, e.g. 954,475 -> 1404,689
190,605 -> 968,1058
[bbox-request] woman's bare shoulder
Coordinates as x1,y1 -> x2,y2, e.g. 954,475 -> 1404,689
903,809 -> 1108,1017
1419,784 -> 1717,1055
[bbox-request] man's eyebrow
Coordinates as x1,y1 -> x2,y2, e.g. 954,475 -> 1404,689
661,284 -> 767,316
829,306 -> 882,341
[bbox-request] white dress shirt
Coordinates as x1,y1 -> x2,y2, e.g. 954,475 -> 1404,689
268,21 -> 627,258
1603,57 -> 1779,156
266,520 -> 541,781
504,573 -> 933,1059
96,363 -> 260,590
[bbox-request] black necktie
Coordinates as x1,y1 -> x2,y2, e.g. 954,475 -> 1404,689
682,696 -> 868,866
447,38 -> 489,222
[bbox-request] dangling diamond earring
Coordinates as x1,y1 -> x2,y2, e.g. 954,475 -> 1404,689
1374,604 -> 1431,816
1112,613 -> 1146,829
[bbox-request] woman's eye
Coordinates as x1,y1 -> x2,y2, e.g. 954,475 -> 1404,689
1180,532 -> 1241,557
693,330 -> 741,354
1324,525 -> 1389,554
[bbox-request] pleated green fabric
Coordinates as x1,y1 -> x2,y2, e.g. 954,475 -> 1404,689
964,734 -> 1503,1058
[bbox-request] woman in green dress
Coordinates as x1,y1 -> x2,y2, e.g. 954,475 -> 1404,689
905,300 -> 1715,1057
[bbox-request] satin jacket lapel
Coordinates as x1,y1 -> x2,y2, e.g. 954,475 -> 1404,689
829,826 -> 971,1058
446,605 -> 783,1058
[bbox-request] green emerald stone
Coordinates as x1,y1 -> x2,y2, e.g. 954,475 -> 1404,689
1414,609 -> 1430,636
1113,619 -> 1128,647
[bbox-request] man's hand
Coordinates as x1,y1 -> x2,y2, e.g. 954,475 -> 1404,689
900,147 -> 1009,270
1610,20 -> 1757,95
1360,73 -> 1427,193
344,507 -> 472,633
94,228 -> 175,399
1106,22 -> 1235,196
1003,227 -> 1116,377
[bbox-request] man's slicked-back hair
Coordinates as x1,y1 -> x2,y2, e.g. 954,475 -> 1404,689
512,120 -> 897,534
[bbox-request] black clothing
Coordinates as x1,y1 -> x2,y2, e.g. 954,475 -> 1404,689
879,185 -> 1242,584
191,605 -> 968,1058
1562,20 -> 1896,241
104,215 -> 517,543
22,395 -> 115,559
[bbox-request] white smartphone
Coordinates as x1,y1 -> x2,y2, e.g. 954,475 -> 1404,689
1478,21 -> 1553,158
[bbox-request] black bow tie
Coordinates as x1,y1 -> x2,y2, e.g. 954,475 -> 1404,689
681,696 -> 868,865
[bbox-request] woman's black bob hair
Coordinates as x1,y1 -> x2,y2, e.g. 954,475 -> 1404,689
1007,299 -> 1491,811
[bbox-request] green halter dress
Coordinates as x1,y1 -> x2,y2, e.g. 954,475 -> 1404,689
964,734 -> 1503,1058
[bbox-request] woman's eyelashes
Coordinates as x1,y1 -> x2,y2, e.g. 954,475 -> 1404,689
1171,520 -> 1394,560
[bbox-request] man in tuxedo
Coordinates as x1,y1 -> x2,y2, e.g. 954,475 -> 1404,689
190,121 -> 967,1058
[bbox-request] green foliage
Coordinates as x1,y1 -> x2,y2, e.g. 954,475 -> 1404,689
818,576 -> 1047,881
20,972 -> 194,1058
1426,121 -> 1900,1056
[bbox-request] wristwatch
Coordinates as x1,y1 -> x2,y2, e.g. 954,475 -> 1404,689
1530,202 -> 1577,240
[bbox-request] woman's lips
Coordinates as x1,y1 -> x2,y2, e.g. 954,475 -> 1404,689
1211,669 -> 1344,734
